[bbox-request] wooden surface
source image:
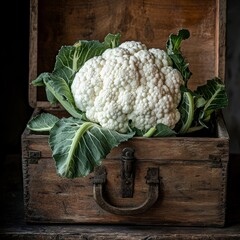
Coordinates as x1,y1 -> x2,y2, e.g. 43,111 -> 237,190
21,112 -> 229,226
0,154 -> 240,239
29,0 -> 226,107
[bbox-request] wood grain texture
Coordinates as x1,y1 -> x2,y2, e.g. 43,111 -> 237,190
22,110 -> 229,162
28,0 -> 38,108
28,0 -> 226,106
21,112 -> 229,226
22,155 -> 227,226
3,155 -> 240,240
2,223 -> 240,240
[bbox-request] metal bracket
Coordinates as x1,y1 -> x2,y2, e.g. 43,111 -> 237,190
121,147 -> 135,198
209,154 -> 222,168
28,150 -> 41,164
146,168 -> 160,184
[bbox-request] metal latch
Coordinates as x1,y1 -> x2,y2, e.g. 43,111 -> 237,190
93,157 -> 160,215
121,147 -> 135,198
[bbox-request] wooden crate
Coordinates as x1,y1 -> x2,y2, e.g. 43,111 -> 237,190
21,0 -> 229,226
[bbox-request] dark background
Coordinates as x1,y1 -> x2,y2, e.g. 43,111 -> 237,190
3,0 -> 240,160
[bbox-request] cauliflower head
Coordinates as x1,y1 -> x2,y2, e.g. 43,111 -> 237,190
71,41 -> 184,133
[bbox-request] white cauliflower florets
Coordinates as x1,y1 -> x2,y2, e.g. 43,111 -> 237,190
71,41 -> 184,133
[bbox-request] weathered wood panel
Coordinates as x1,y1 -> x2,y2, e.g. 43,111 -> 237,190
21,111 -> 229,162
22,150 -> 227,226
3,155 -> 240,240
22,135 -> 228,161
28,0 -> 226,106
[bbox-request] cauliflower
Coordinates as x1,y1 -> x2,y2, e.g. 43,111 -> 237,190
28,30 -> 229,179
71,41 -> 184,133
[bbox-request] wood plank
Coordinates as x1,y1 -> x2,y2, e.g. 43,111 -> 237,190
1,225 -> 240,240
28,0 -> 38,108
22,155 -> 227,225
22,131 -> 228,161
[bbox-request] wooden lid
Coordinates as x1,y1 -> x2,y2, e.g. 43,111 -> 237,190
28,0 -> 226,108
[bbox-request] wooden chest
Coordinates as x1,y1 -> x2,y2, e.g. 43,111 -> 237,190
21,0 -> 229,227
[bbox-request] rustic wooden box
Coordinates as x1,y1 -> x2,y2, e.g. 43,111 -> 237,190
21,0 -> 229,227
